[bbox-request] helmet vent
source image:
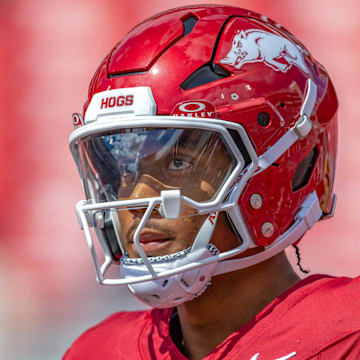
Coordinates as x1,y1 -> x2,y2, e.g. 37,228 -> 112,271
292,147 -> 318,191
181,63 -> 230,90
183,16 -> 198,36
180,14 -> 234,90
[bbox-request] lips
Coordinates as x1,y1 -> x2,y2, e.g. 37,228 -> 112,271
129,231 -> 173,256
138,232 -> 169,243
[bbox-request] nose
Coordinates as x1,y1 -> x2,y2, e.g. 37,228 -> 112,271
127,174 -> 169,218
129,174 -> 166,199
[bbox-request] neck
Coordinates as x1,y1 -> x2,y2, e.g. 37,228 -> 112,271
176,252 -> 300,360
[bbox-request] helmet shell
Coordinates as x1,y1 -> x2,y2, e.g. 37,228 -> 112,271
84,4 -> 338,247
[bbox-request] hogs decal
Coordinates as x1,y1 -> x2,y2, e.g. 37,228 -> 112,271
220,29 -> 309,74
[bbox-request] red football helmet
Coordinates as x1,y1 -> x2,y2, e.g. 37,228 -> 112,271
70,5 -> 338,308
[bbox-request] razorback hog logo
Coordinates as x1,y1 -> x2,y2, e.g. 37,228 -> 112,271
220,29 -> 309,74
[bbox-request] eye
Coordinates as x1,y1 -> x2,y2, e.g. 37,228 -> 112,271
168,158 -> 192,170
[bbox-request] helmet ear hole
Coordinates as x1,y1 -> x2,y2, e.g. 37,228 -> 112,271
257,112 -> 271,127
292,147 -> 318,192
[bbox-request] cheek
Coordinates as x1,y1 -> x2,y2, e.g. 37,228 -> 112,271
199,180 -> 216,200
211,213 -> 241,252
118,211 -> 133,236
171,214 -> 208,248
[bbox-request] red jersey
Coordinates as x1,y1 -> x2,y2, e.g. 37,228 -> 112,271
63,275 -> 360,359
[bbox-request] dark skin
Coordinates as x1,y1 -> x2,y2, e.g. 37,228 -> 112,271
176,214 -> 300,360
117,130 -> 300,360
118,130 -> 234,258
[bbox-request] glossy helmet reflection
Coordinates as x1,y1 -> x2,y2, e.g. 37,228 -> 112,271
69,5 -> 338,308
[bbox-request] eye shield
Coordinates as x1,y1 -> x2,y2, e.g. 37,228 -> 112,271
79,127 -> 238,205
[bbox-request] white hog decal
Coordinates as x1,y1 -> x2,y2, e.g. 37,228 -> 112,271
220,29 -> 308,73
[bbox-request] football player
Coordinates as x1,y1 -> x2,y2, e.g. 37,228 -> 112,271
64,5 -> 360,359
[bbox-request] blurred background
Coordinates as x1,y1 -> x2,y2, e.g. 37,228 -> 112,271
0,0 -> 359,359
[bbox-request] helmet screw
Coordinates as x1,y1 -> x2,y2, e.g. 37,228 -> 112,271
231,93 -> 239,101
261,222 -> 274,238
250,194 -> 262,209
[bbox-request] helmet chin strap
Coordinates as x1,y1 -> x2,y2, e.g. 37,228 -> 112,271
120,212 -> 220,308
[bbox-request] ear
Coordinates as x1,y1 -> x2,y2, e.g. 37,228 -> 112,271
240,30 -> 246,39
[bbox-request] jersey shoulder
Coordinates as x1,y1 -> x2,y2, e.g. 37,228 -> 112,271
227,275 -> 360,360
62,310 -> 151,360
293,275 -> 360,358
296,275 -> 360,325
254,275 -> 360,359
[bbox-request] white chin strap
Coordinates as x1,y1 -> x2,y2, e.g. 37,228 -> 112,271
120,213 -> 220,308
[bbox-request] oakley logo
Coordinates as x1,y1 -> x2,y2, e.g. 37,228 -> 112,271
172,100 -> 215,118
220,29 -> 308,74
178,102 -> 206,112
100,95 -> 134,109
72,112 -> 84,128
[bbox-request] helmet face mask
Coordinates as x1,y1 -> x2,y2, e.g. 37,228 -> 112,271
70,5 -> 338,308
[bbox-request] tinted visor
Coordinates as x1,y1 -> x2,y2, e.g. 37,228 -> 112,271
78,128 -> 237,204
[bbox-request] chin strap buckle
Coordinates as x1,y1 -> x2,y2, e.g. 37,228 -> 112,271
293,115 -> 312,139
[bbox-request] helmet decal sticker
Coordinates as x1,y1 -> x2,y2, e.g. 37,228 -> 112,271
208,212 -> 217,225
72,113 -> 84,128
84,87 -> 157,124
220,29 -> 309,74
171,100 -> 216,118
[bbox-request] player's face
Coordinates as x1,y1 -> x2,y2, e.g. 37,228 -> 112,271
117,132 -> 234,258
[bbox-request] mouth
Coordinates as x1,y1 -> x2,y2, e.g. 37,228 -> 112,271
129,231 -> 173,257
